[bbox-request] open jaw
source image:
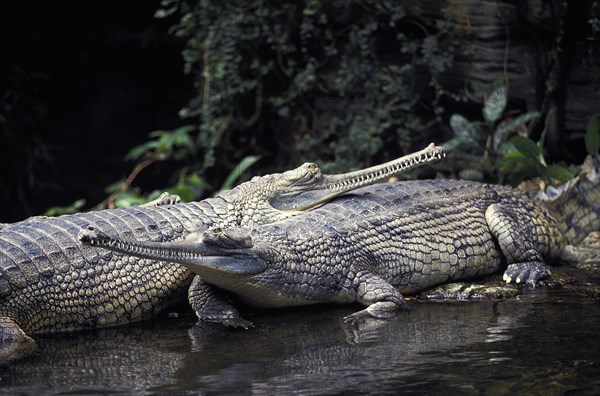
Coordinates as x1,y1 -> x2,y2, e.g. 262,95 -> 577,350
270,143 -> 446,211
78,226 -> 266,276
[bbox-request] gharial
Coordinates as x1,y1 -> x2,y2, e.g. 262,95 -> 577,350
0,143 -> 445,359
80,155 -> 600,324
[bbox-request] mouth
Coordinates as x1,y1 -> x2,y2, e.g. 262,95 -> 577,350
190,255 -> 268,276
270,143 -> 446,211
79,226 -> 265,275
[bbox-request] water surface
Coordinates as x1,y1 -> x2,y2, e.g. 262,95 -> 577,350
1,289 -> 599,395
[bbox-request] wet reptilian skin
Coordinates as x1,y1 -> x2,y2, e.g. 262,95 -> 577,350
0,144 -> 445,359
81,155 -> 599,323
0,204 -> 197,333
168,181 -> 564,320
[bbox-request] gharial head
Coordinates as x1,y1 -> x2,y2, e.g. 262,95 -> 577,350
231,143 -> 445,213
78,225 -> 298,308
535,154 -> 600,204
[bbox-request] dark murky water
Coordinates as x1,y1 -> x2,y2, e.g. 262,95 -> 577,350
1,289 -> 599,395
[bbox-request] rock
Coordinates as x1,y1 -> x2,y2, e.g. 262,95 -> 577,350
418,253 -> 600,301
418,276 -> 521,300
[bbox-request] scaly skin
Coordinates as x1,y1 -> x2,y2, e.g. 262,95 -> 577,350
0,144 -> 445,359
81,155 -> 599,324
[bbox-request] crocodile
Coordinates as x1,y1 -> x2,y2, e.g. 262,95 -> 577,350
0,144 -> 445,358
80,155 -> 600,324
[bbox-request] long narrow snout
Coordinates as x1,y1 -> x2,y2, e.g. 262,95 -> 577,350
78,226 -> 266,276
271,143 -> 446,211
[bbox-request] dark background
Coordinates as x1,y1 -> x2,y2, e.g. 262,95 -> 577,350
1,1 -> 599,223
0,1 -> 189,221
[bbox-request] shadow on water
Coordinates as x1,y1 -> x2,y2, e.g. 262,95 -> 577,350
1,293 -> 599,395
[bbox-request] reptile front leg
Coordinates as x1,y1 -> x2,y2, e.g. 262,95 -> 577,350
188,276 -> 253,329
0,317 -> 36,361
343,270 -> 408,323
485,203 -> 552,286
140,192 -> 181,207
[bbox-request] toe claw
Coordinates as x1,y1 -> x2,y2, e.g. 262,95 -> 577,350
343,310 -> 369,325
503,261 -> 550,286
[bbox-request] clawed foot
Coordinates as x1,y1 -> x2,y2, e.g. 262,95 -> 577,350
343,317 -> 392,344
343,309 -> 376,326
343,302 -> 408,344
142,192 -> 181,207
196,309 -> 254,329
220,316 -> 254,329
503,261 -> 551,287
188,276 -> 253,329
343,301 -> 407,325
0,318 -> 37,362
195,316 -> 254,330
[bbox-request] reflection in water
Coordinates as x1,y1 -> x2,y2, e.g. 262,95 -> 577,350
178,301 -> 526,395
1,296 -> 599,395
0,317 -> 194,394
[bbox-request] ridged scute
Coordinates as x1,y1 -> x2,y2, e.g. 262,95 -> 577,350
0,202 -> 210,333
538,155 -> 600,245
203,180 -> 566,310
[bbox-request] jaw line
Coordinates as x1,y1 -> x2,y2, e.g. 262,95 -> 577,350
270,143 -> 445,211
79,227 -> 266,276
187,254 -> 267,276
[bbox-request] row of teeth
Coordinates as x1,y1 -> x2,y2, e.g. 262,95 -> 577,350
89,236 -> 201,261
327,149 -> 445,191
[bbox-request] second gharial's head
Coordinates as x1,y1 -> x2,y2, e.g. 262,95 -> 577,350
78,226 -> 338,309
223,144 -> 446,225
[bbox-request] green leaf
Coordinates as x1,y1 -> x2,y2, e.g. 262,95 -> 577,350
497,155 -> 544,185
449,114 -> 478,139
164,173 -> 209,202
493,111 -> 539,153
585,115 -> 600,155
483,86 -> 507,123
104,179 -> 126,194
125,125 -> 196,161
538,107 -> 556,151
450,114 -> 477,137
544,164 -> 574,183
219,155 -> 261,191
125,141 -> 159,161
166,185 -> 197,202
511,136 -> 541,162
277,106 -> 290,117
113,191 -> 146,208
445,114 -> 482,153
172,125 -> 196,150
44,199 -> 86,216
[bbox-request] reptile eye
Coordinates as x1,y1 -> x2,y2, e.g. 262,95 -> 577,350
212,227 -> 222,234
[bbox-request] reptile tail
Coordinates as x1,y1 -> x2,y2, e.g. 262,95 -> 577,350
538,154 -> 600,245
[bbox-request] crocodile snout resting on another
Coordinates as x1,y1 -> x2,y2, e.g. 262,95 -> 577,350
0,144 -> 444,359
81,155 -> 600,324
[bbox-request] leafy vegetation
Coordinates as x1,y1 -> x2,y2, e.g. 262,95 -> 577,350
499,111 -> 599,185
442,84 -> 591,186
153,0 -> 458,174
41,0 -> 464,215
586,115 -> 600,155
18,0 -> 595,216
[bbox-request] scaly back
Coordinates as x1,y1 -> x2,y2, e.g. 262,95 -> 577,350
537,155 -> 600,245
